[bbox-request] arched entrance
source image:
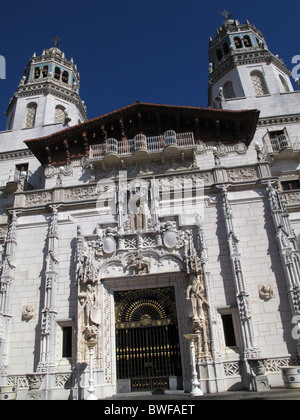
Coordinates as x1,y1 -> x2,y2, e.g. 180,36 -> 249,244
115,287 -> 182,392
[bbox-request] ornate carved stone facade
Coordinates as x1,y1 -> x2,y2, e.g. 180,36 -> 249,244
0,16 -> 300,400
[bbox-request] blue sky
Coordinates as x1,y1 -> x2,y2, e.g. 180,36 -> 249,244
0,0 -> 299,130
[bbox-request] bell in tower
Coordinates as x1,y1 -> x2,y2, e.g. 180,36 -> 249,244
208,15 -> 296,117
4,39 -> 87,134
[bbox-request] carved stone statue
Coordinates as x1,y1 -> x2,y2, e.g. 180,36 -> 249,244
78,283 -> 101,327
84,325 -> 98,343
187,273 -> 210,321
127,250 -> 150,274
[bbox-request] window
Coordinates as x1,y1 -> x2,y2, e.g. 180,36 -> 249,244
34,67 -> 40,79
62,326 -> 72,358
223,42 -> 230,55
279,74 -> 290,93
243,35 -> 252,48
54,67 -> 61,80
234,37 -> 242,49
15,163 -> 28,181
216,49 -> 223,61
62,71 -> 69,84
15,163 -> 28,182
42,65 -> 48,78
24,102 -> 37,128
268,129 -> 290,151
223,81 -> 235,99
281,180 -> 300,191
221,314 -> 237,347
55,105 -> 66,123
251,70 -> 269,96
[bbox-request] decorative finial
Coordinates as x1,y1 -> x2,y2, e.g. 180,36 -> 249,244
51,36 -> 62,48
220,9 -> 232,20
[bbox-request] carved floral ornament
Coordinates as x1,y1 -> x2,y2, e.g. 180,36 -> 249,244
19,164 -> 263,212
76,220 -> 201,288
226,167 -> 257,182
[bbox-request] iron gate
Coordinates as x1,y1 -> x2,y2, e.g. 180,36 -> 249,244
115,287 -> 182,392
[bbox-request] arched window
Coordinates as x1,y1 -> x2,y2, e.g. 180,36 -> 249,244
251,70 -> 269,96
34,67 -> 40,79
223,42 -> 230,55
234,37 -> 242,49
216,49 -> 223,62
243,35 -> 252,48
55,105 -> 66,123
54,67 -> 61,80
62,71 -> 69,84
223,81 -> 236,99
279,74 -> 290,93
42,65 -> 48,78
24,102 -> 37,128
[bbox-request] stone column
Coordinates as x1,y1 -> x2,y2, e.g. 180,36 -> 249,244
37,205 -> 60,399
0,211 -> 18,380
266,181 -> 300,356
218,185 -> 261,360
195,216 -> 225,392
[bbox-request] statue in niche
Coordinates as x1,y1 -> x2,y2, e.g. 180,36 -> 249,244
78,283 -> 101,327
187,273 -> 210,321
128,178 -> 149,232
131,198 -> 147,231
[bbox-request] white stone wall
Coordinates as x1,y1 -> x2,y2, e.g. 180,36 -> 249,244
4,190 -> 296,392
9,220 -> 48,374
212,60 -> 300,119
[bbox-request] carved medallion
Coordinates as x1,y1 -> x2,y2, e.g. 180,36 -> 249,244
163,230 -> 178,249
102,236 -> 116,254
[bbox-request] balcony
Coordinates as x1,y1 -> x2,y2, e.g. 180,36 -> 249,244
0,170 -> 33,195
262,130 -> 300,164
269,133 -> 291,152
89,131 -> 195,167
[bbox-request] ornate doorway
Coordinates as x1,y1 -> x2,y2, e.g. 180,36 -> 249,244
115,287 -> 182,392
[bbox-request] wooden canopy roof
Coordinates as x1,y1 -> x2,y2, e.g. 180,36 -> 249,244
24,102 -> 259,166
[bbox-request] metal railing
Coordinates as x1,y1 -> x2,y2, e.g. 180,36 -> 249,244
270,133 -> 291,152
90,131 -> 195,159
0,170 -> 33,187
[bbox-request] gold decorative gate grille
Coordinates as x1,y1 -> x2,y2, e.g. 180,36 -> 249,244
115,287 -> 182,392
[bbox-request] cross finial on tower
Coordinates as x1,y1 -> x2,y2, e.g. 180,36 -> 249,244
51,36 -> 62,48
220,9 -> 232,20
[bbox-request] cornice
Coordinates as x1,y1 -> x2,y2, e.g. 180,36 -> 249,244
258,114 -> 300,126
15,81 -> 87,118
209,51 -> 290,85
17,80 -> 79,100
0,149 -> 33,161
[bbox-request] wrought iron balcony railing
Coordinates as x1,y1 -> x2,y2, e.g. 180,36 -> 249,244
269,133 -> 291,152
89,131 -> 195,160
262,131 -> 300,161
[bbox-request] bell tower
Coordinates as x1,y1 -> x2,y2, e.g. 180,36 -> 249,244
208,15 -> 296,117
4,40 -> 87,133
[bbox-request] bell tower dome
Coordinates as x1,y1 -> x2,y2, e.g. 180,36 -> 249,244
5,41 -> 87,133
208,16 -> 296,117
